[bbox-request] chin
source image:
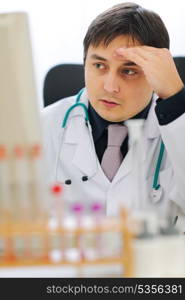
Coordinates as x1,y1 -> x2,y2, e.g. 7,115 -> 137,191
101,113 -> 124,122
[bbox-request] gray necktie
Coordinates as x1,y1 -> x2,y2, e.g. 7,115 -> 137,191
101,124 -> 128,181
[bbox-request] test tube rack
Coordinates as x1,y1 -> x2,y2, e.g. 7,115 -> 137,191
0,208 -> 134,277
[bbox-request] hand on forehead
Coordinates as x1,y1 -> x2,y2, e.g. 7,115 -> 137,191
113,45 -> 183,99
113,45 -> 168,65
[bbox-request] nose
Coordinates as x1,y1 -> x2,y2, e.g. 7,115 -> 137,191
103,73 -> 120,94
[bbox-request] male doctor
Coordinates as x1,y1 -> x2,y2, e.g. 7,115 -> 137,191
42,3 -> 185,221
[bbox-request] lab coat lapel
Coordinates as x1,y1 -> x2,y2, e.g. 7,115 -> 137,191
72,118 -> 98,176
63,90 -> 108,185
71,119 -> 110,187
112,141 -> 137,183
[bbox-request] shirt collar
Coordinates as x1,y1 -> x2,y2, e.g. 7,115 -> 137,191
88,99 -> 152,142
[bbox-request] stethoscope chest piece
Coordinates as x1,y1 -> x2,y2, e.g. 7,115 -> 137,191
150,186 -> 163,203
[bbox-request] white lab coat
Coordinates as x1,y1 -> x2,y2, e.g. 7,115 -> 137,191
41,89 -> 185,220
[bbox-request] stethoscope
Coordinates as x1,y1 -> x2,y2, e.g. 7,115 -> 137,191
60,88 -> 165,203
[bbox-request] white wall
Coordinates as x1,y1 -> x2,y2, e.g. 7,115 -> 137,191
1,0 -> 185,107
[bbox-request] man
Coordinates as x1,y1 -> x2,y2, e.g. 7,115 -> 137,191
42,3 -> 185,222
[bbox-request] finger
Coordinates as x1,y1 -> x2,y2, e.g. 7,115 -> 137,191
114,48 -> 148,68
122,46 -> 159,60
137,45 -> 163,54
132,46 -> 172,60
139,45 -> 171,56
128,47 -> 158,61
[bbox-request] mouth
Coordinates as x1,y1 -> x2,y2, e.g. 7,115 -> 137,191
99,99 -> 120,108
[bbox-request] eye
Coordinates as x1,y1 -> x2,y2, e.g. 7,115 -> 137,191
93,63 -> 106,70
121,69 -> 137,75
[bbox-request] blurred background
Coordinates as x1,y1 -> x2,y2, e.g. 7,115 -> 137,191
1,0 -> 185,107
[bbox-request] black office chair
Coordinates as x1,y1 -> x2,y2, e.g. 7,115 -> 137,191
43,63 -> 85,107
174,57 -> 185,85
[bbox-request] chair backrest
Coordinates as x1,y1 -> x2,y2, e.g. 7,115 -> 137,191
174,56 -> 185,84
43,63 -> 85,107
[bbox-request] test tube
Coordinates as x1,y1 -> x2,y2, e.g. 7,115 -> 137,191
10,145 -> 30,223
97,203 -> 122,259
71,203 -> 84,260
8,145 -> 33,261
63,203 -> 84,262
0,145 -> 11,225
28,144 -> 49,225
125,119 -> 146,210
0,145 -> 14,261
131,211 -> 160,277
47,184 -> 64,263
158,218 -> 185,277
50,184 -> 63,226
85,202 -> 103,260
23,144 -> 50,261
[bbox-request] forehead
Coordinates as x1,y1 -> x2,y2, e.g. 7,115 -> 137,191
86,35 -> 141,59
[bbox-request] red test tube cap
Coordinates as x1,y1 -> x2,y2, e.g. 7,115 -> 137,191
14,145 -> 24,158
51,184 -> 63,195
0,145 -> 7,159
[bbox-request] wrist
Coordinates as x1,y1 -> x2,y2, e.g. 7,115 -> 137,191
159,82 -> 184,99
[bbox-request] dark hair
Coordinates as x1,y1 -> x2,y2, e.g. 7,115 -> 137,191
83,2 -> 169,62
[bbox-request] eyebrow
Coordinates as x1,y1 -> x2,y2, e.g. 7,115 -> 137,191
90,54 -> 137,66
